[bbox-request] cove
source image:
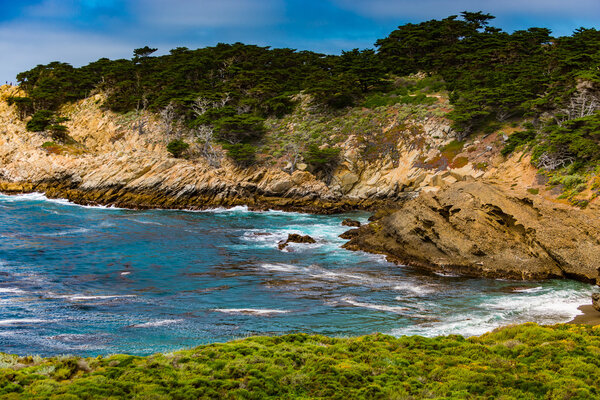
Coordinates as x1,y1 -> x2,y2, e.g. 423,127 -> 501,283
0,193 -> 593,356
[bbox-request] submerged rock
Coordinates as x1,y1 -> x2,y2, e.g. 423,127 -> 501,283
278,234 -> 316,250
341,218 -> 361,227
344,181 -> 600,284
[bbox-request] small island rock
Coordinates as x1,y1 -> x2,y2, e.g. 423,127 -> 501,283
278,233 -> 316,250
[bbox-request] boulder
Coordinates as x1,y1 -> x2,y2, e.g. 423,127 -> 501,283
278,233 -> 316,250
593,293 -> 600,312
269,179 -> 293,194
341,218 -> 361,227
339,172 -> 359,192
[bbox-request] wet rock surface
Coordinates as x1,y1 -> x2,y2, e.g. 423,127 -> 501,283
341,218 -> 361,227
278,234 -> 317,250
339,229 -> 360,240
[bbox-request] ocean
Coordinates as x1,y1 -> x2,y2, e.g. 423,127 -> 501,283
0,192 -> 594,356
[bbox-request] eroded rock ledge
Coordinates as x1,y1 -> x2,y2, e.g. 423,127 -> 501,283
0,179 -> 399,214
343,181 -> 600,284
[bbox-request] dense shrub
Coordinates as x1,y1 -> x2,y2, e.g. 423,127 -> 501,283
213,114 -> 266,144
222,143 -> 256,166
25,110 -> 55,132
166,139 -> 189,158
1,324 -> 600,399
501,127 -> 537,156
303,144 -> 341,173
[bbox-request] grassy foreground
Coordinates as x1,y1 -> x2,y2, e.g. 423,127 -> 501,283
1,323 -> 599,399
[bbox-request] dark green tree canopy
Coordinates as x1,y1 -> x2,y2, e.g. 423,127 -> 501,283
10,11 -> 600,149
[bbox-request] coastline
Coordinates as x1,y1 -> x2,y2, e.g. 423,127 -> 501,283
0,180 -> 403,215
568,305 -> 600,325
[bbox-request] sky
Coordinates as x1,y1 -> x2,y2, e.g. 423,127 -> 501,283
1,0 -> 599,83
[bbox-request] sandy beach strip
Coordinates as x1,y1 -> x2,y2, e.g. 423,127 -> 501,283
568,305 -> 600,325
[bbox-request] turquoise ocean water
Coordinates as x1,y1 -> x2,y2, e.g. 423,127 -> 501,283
0,193 -> 594,356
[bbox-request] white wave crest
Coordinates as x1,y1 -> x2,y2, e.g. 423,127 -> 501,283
393,282 -> 436,296
0,287 -> 25,294
41,227 -> 91,237
212,308 -> 290,315
0,192 -> 122,209
341,297 -> 410,314
391,286 -> 593,338
512,286 -> 544,293
0,318 -> 52,326
198,205 -> 250,213
260,263 -> 299,272
67,294 -> 136,301
131,319 -> 183,328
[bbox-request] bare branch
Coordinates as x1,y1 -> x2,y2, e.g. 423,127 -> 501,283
196,125 -> 221,168
536,148 -> 574,170
556,87 -> 600,125
159,102 -> 176,135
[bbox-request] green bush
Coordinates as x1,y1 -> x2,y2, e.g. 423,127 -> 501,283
26,110 -> 55,132
303,144 -> 341,173
213,114 -> 266,143
561,174 -> 585,189
223,143 -> 256,166
501,128 -> 537,156
362,93 -> 436,109
1,324 -> 600,399
166,139 -> 189,158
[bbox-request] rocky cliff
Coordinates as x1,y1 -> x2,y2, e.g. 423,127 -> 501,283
1,84 -> 599,283
0,84 -> 492,211
344,180 -> 600,284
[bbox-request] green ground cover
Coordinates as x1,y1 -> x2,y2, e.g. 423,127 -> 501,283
1,323 -> 599,399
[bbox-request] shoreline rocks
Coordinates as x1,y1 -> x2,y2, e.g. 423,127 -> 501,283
0,180 -> 397,215
341,218 -> 361,227
343,181 -> 600,285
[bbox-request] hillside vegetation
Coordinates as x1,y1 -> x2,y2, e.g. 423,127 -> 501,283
5,12 -> 600,193
0,323 -> 599,399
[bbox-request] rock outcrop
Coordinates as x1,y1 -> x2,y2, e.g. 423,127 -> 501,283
344,181 -> 600,283
341,218 -> 361,227
0,85 -> 491,213
278,234 -> 316,250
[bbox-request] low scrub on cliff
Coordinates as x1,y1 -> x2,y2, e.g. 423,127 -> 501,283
1,323 -> 599,399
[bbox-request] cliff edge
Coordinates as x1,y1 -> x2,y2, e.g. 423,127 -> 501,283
344,180 -> 600,284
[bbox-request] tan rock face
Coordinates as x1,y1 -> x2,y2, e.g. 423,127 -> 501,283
0,85 -> 466,209
344,181 -> 600,284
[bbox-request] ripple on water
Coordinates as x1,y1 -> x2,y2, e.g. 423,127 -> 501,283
0,192 -> 595,357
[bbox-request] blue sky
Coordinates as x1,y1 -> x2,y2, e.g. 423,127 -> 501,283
1,0 -> 599,82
